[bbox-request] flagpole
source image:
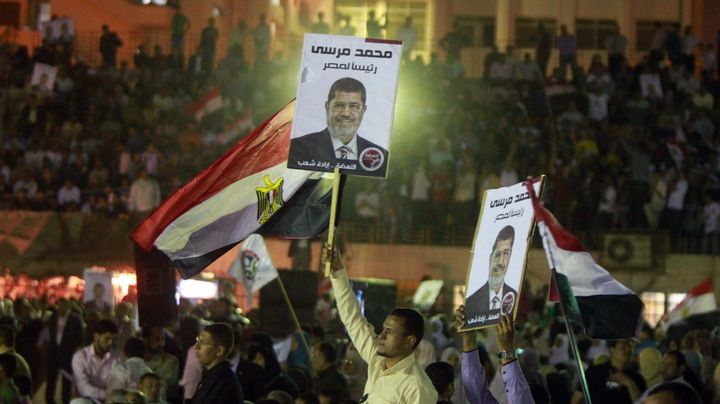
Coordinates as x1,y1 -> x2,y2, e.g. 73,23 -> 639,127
552,268 -> 593,404
324,166 -> 342,277
276,274 -> 313,356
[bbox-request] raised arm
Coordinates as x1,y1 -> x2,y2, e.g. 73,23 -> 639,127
323,243 -> 379,363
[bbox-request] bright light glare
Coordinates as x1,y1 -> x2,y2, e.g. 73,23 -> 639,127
142,0 -> 151,4
153,0 -> 167,5
178,279 -> 218,299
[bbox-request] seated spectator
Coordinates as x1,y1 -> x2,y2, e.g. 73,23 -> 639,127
71,320 -> 121,401
107,337 -> 153,393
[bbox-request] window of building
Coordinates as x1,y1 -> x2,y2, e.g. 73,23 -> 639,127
515,18 -> 556,48
636,20 -> 676,51
454,16 -> 495,48
335,0 -> 431,60
576,19 -> 616,50
641,292 -> 666,326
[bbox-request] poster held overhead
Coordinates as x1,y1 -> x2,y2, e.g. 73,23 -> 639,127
462,177 -> 544,331
288,33 -> 402,178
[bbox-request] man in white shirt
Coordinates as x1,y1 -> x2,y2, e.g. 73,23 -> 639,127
107,337 -> 153,393
71,320 -> 121,401
322,244 -> 438,403
128,169 -> 161,213
355,182 -> 380,220
395,17 -> 417,60
57,179 -> 81,209
666,171 -> 688,238
702,194 -> 720,253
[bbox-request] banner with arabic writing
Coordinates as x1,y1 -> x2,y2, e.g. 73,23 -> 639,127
462,177 -> 544,331
287,33 -> 402,178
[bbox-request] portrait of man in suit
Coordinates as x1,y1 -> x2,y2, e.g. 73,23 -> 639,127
288,77 -> 389,177
464,225 -> 518,327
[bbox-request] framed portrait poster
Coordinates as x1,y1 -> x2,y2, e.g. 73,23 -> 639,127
462,177 -> 544,331
288,33 -> 402,178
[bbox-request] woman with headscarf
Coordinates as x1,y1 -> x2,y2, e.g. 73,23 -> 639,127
248,343 -> 300,398
639,347 -> 663,389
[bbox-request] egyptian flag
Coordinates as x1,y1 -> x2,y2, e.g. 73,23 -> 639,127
659,278 -> 717,331
188,87 -> 224,121
131,100 -> 340,278
526,182 -> 644,340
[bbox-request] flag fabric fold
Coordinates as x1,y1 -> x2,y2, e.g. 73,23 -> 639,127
228,234 -> 278,308
660,278 -> 717,330
131,100 -> 340,278
526,182 -> 644,340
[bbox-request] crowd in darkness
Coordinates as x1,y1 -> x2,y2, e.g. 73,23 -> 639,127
2,9 -> 720,404
2,15 -> 720,252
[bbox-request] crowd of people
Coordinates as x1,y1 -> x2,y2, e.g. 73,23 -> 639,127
1,9 -> 720,403
2,14 -> 720,252
0,242 -> 713,403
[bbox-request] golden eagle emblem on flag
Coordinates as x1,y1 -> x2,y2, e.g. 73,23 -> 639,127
256,175 -> 285,224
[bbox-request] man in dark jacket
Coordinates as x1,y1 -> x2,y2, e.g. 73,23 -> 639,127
46,298 -> 85,404
190,323 -> 243,403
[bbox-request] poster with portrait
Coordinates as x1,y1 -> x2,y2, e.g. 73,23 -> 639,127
288,33 -> 402,178
640,73 -> 663,98
462,177 -> 544,331
31,63 -> 57,93
412,280 -> 444,311
82,269 -> 114,312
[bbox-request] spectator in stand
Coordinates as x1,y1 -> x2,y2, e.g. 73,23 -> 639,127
605,25 -> 627,77
556,24 -> 577,82
396,16 -> 417,60
170,5 -> 191,61
682,26 -> 698,73
99,25 -> 123,68
354,181 -> 380,221
366,10 -> 387,39
71,320 -> 121,402
665,24 -> 683,67
57,178 -> 81,211
534,23 -> 552,77
128,169 -> 161,213
702,193 -> 720,253
311,12 -> 331,34
199,18 -> 219,75
667,170 -> 689,239
252,14 -> 271,66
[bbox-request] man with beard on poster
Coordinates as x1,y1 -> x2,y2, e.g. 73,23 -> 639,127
289,77 -> 388,176
464,225 -> 518,327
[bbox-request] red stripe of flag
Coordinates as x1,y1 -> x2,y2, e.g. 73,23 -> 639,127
526,180 -> 586,253
130,101 -> 294,251
187,87 -> 221,117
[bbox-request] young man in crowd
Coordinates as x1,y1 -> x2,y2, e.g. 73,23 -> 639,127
71,319 -> 121,401
190,322 -> 244,403
322,243 -> 438,402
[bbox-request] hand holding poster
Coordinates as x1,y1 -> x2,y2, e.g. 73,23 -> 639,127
462,177 -> 544,330
288,34 -> 402,178
31,63 -> 58,94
